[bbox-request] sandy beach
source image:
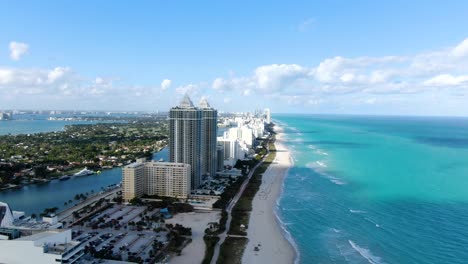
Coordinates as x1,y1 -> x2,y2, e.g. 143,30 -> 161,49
167,211 -> 221,264
242,125 -> 296,264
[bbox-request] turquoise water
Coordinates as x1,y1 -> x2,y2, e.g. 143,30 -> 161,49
276,114 -> 468,264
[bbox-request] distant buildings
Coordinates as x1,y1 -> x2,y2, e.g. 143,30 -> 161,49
264,108 -> 271,124
216,110 -> 270,166
0,112 -> 12,120
122,161 -> 191,201
169,95 -> 217,189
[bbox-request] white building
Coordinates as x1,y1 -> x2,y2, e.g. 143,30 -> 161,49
0,202 -> 14,227
123,161 -> 191,201
0,229 -> 83,264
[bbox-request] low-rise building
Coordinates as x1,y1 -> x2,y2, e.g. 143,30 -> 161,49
0,229 -> 83,264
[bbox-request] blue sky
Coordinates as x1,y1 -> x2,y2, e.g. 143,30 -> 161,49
1,1 -> 468,115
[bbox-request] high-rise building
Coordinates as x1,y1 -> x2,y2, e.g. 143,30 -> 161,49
122,161 -> 191,201
199,98 -> 218,177
169,95 -> 202,189
264,108 -> 271,124
169,95 -> 218,189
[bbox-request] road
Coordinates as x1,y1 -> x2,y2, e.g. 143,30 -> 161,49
57,187 -> 121,223
210,144 -> 270,264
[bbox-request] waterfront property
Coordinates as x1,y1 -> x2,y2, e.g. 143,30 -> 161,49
123,161 -> 191,201
169,95 -> 218,190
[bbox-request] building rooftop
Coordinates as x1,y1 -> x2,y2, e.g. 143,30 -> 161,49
199,97 -> 211,108
16,230 -> 63,241
179,94 -> 195,108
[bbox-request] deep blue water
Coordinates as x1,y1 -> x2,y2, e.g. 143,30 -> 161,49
276,114 -> 468,264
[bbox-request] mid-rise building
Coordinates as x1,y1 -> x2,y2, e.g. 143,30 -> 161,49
122,161 -> 191,201
122,162 -> 145,201
144,162 -> 191,198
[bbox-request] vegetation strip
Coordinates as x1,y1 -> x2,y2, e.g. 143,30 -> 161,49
215,130 -> 277,263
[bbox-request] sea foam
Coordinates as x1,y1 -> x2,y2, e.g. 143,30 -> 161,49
348,240 -> 384,264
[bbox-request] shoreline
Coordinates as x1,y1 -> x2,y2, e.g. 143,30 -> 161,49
242,125 -> 298,264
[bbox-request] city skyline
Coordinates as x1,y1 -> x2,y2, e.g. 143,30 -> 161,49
1,1 -> 468,115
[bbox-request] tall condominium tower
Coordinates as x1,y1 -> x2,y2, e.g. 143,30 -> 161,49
199,98 -> 218,177
169,95 -> 218,189
169,95 -> 202,189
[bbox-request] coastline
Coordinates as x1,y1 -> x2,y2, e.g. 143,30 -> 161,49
242,125 -> 297,264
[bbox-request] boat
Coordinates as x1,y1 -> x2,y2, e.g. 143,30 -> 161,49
73,167 -> 95,177
59,175 -> 71,181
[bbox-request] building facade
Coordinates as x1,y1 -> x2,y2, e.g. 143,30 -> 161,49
0,229 -> 83,264
169,95 -> 202,189
199,98 -> 218,177
144,162 -> 191,198
169,95 -> 218,189
122,161 -> 191,201
122,162 -> 145,201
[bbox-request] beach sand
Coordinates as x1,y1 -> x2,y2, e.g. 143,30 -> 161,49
167,211 -> 221,264
242,126 -> 296,264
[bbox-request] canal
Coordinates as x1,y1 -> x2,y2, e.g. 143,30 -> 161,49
0,147 -> 169,216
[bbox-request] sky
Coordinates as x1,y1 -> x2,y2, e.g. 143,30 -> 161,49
1,1 -> 468,115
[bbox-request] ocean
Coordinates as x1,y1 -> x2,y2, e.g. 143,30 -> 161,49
275,114 -> 468,264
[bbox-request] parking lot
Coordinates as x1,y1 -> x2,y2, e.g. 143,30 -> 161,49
72,204 -> 169,263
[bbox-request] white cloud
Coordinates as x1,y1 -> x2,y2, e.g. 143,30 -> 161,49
451,38 -> 468,57
212,64 -> 310,94
47,67 -> 71,83
161,79 -> 172,90
95,77 -> 105,84
9,41 -> 29,61
242,89 -> 252,96
175,83 -> 198,95
209,38 -> 468,98
255,64 -> 310,91
424,74 -> 468,86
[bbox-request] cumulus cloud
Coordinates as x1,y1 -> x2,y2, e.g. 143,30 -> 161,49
424,74 -> 468,86
175,83 -> 198,95
9,41 -> 29,61
0,66 -> 75,91
212,64 -> 310,95
210,38 -> 468,97
451,38 -> 468,57
161,79 -> 172,90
